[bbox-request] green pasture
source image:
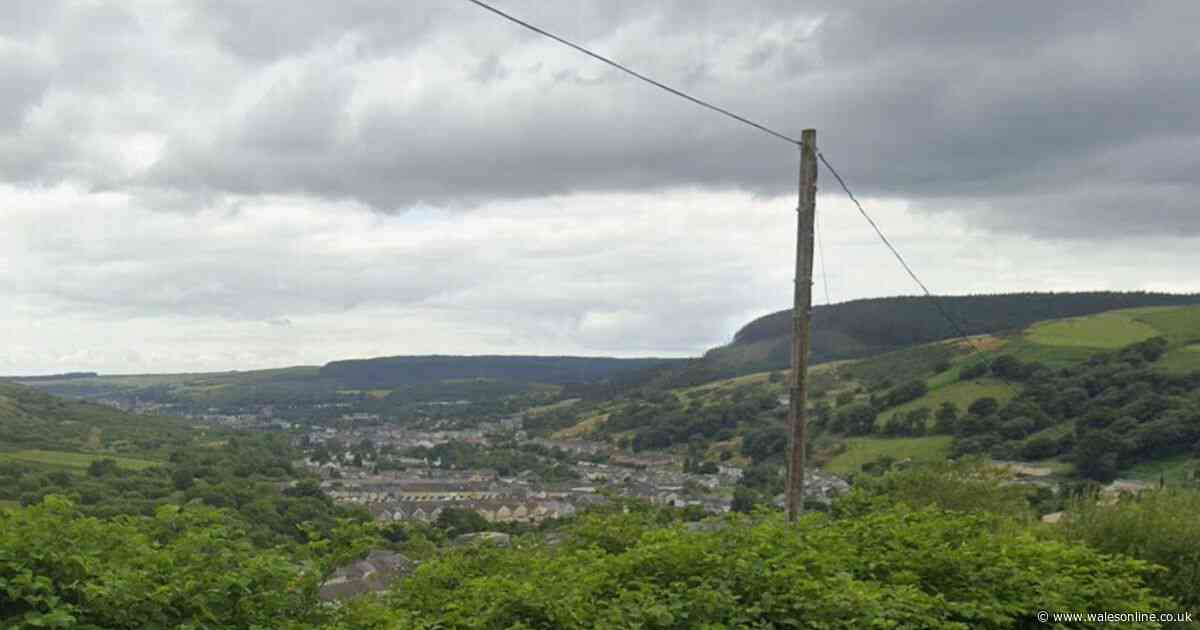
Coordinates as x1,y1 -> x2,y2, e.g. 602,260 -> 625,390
824,436 -> 953,475
879,379 -> 1018,425
1026,311 -> 1160,349
0,449 -> 160,471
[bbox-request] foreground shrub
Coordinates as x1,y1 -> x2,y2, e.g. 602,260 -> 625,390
0,496 -> 324,629
836,458 -> 1038,519
335,505 -> 1167,629
1057,488 -> 1200,610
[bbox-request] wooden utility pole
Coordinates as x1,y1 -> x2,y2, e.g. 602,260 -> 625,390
785,128 -> 817,523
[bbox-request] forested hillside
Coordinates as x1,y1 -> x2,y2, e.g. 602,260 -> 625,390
540,304 -> 1200,505
320,355 -> 685,388
0,381 -> 195,456
0,381 -> 365,543
696,291 -> 1200,383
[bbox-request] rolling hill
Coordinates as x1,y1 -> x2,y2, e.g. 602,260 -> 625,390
699,291 -> 1200,378
11,355 -> 688,413
546,303 -> 1200,483
0,380 -> 203,472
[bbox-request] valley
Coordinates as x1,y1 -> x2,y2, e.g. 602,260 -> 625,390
4,291 -> 1200,627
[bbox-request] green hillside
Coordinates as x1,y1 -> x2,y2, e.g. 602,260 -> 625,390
699,291 -> 1200,381
0,450 -> 160,472
824,436 -> 954,475
841,304 -> 1200,480
1005,306 -> 1200,372
0,381 -> 196,459
549,304 -> 1200,487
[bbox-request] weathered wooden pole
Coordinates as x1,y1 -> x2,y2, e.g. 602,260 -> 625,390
785,128 -> 817,523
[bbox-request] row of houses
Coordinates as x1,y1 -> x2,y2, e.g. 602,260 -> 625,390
326,481 -> 509,504
369,499 -> 579,524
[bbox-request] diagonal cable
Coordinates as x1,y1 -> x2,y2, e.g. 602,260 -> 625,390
817,151 -> 979,350
463,0 -> 801,146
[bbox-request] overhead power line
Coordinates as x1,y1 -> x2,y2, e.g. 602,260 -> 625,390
467,0 -> 976,351
817,151 -> 979,349
462,0 -> 801,146
815,205 -> 831,307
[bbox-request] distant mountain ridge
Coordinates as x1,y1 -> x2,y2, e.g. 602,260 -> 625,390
320,355 -> 688,389
13,292 -> 1198,402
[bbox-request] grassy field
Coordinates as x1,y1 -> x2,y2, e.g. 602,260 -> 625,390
1128,305 -> 1200,343
824,436 -> 953,475
879,379 -> 1019,425
1159,345 -> 1200,373
0,449 -> 160,471
1002,339 -> 1100,369
1008,305 -> 1200,371
1026,311 -> 1161,349
1128,305 -> 1200,373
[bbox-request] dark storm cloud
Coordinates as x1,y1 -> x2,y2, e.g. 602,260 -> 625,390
3,1 -> 1199,238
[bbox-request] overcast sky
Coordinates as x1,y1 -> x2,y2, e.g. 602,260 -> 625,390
2,0 -> 1199,375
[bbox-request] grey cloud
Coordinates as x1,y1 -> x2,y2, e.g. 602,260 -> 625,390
0,0 -> 1198,240
0,47 -> 49,130
470,55 -> 510,84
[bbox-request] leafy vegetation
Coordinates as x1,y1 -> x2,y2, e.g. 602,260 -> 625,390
877,379 -> 1018,426
399,440 -> 582,482
3,442 -> 1198,627
1058,489 -> 1200,609
946,337 -> 1200,481
0,381 -> 368,546
335,500 -> 1168,628
594,382 -> 783,453
8,301 -> 1200,627
0,497 -> 332,629
0,381 -> 197,457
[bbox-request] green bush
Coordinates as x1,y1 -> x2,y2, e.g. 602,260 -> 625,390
838,458 -> 1038,520
0,496 -> 327,629
1057,489 -> 1200,609
335,506 -> 1168,629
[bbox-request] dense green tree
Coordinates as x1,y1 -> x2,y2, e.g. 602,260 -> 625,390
881,379 -> 928,408
834,403 -> 877,436
740,425 -> 788,463
933,402 -> 960,434
1073,430 -> 1123,482
435,507 -> 491,537
730,486 -> 759,513
967,397 -> 1000,417
86,458 -> 119,478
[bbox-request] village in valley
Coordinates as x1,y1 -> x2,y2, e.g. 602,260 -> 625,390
297,420 -> 744,525
289,411 -> 846,526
